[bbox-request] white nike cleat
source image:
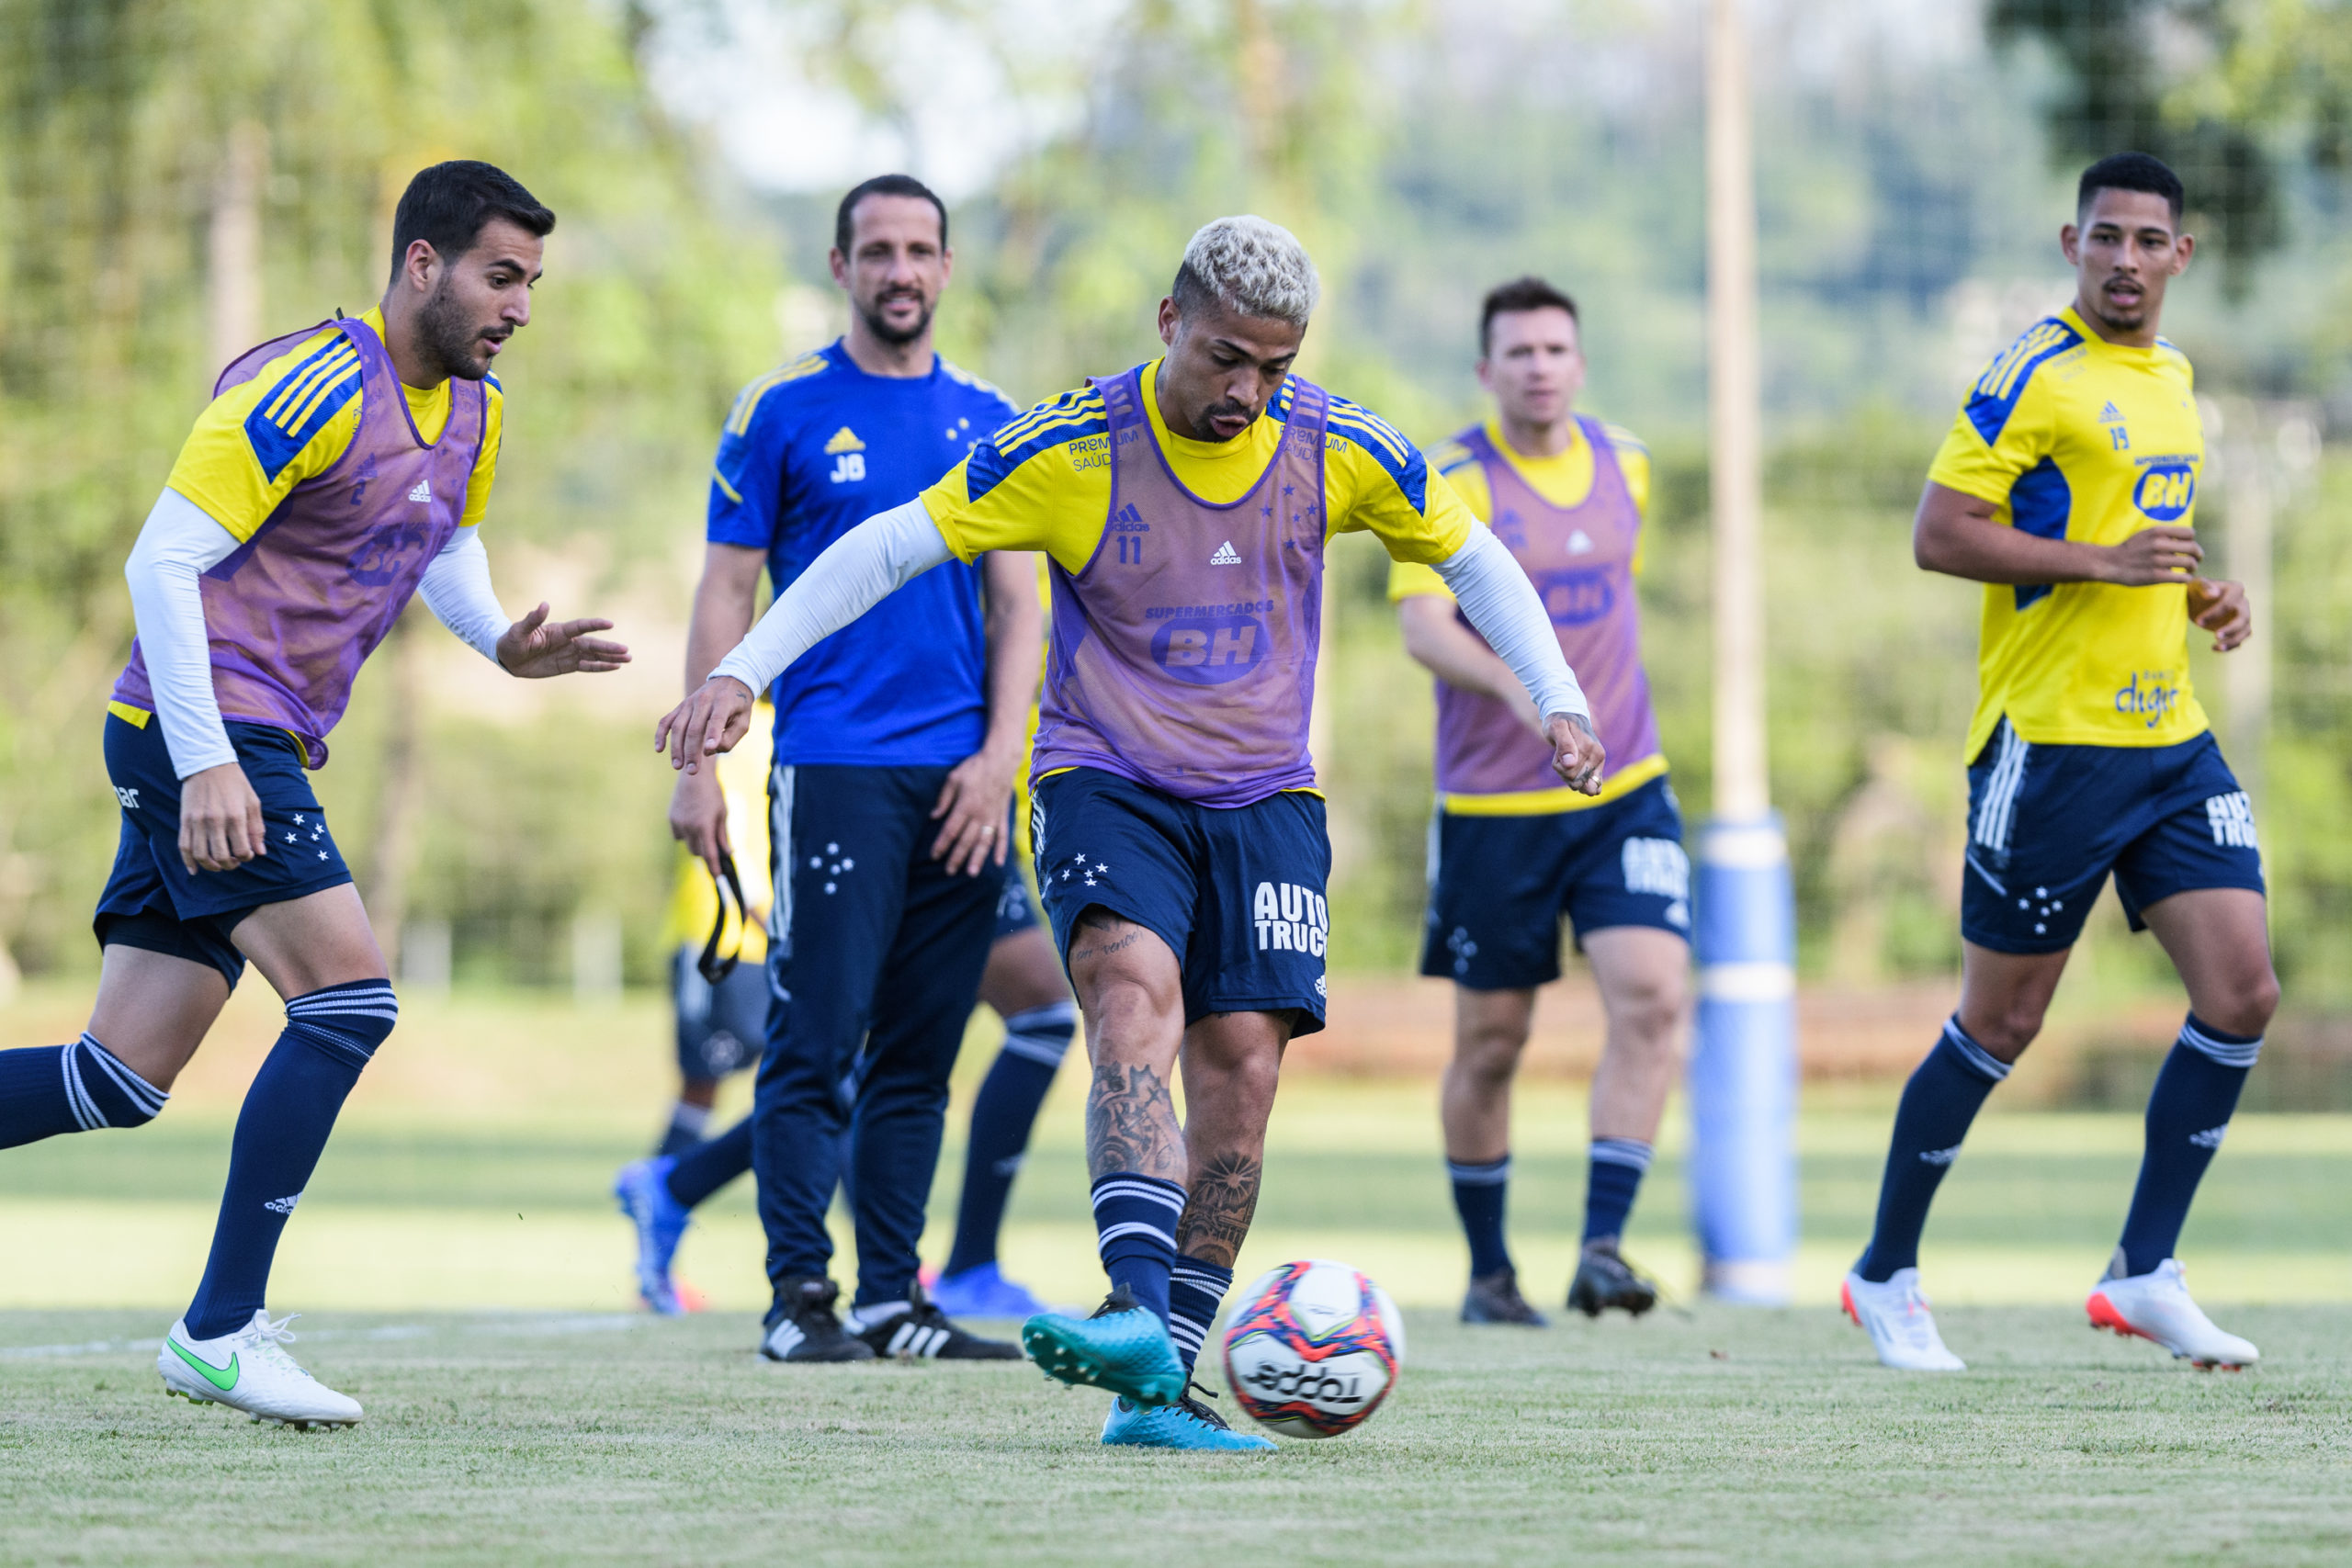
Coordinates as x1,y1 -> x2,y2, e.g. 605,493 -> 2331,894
157,1312 -> 363,1428
2087,1257 -> 2257,1370
1842,1269 -> 1967,1371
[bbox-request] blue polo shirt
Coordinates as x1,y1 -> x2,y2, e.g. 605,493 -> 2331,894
708,339 -> 1020,765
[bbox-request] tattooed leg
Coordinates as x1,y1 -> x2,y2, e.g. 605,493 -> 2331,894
1067,906 -> 1187,1184
1174,1010 -> 1294,1268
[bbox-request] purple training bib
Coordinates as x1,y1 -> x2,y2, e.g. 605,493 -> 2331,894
1434,418 -> 1660,796
116,315 -> 483,767
1031,367 -> 1330,807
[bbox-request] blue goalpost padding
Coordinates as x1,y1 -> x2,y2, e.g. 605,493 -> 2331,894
1688,812 -> 1798,1303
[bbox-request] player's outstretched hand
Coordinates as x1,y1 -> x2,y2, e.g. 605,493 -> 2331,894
2101,525 -> 2202,586
1547,711 -> 1606,796
179,761 -> 266,874
669,765 -> 731,880
496,603 -> 631,678
2188,577 -> 2252,652
657,675 -> 755,774
929,743 -> 1021,877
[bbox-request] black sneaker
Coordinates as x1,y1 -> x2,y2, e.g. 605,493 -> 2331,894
1567,1242 -> 1657,1318
853,1280 -> 1022,1360
761,1275 -> 876,1362
1461,1266 -> 1550,1325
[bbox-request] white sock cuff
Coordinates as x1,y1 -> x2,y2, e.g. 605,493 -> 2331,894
2179,1016 -> 2263,1068
1589,1138 -> 1654,1172
1940,1017 -> 2012,1083
1446,1156 -> 1511,1186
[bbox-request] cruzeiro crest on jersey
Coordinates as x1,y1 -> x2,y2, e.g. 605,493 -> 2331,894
1965,316 -> 2085,446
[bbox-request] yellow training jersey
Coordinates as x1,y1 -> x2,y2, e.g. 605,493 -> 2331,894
662,711 -> 775,961
1385,416 -> 1652,601
167,306 -> 503,539
920,359 -> 1476,570
1930,305 -> 2208,760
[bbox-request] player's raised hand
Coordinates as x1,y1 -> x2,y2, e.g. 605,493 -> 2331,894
1546,711 -> 1606,795
496,603 -> 632,678
657,675 -> 755,774
2101,525 -> 2202,586
929,742 -> 1021,876
2188,577 -> 2252,652
669,765 -> 732,880
179,761 -> 267,874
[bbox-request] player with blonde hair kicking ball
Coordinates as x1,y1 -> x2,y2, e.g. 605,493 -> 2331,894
0,162 -> 628,1427
662,216 -> 1605,1450
1393,276 -> 1688,1325
1844,152 -> 2269,1373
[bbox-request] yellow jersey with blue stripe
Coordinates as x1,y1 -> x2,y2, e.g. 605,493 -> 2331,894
920,359 -> 1475,569
1385,417 -> 1652,601
1930,305 -> 2208,760
167,306 -> 502,538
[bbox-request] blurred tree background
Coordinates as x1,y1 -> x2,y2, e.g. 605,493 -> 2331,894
2,0 -> 2348,1011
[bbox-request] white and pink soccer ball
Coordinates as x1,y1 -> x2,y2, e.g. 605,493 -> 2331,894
1221,1258 -> 1407,1438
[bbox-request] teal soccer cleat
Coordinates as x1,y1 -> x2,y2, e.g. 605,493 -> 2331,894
1102,1386 -> 1275,1451
1021,1285 -> 1186,1406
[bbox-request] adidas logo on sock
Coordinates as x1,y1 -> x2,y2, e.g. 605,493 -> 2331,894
264,1192 -> 302,1214
408,479 -> 433,504
1917,1145 -> 1962,1167
1209,540 -> 1240,565
2188,1125 -> 2229,1150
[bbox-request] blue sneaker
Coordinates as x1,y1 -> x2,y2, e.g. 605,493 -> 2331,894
1102,1387 -> 1275,1451
931,1261 -> 1050,1321
1021,1285 -> 1186,1406
613,1156 -> 690,1315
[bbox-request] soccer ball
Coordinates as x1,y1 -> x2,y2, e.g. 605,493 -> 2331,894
1221,1258 -> 1406,1438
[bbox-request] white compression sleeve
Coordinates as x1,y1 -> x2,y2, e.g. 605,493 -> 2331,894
123,488 -> 243,779
1430,521 -> 1591,726
418,526 -> 508,664
709,499 -> 954,694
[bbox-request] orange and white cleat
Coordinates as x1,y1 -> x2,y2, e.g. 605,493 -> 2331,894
1842,1269 -> 1966,1371
2086,1257 -> 2257,1371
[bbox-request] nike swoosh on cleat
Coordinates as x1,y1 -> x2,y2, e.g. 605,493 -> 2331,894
167,1339 -> 240,1392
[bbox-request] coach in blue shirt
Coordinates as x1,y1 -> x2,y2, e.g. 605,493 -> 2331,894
669,175 -> 1036,1364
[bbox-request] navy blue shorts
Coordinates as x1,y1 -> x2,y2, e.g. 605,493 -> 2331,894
95,712 -> 355,987
1031,767 -> 1330,1036
1962,721 -> 2265,954
672,942 -> 769,1082
1419,773 -> 1690,989
994,849 -> 1041,942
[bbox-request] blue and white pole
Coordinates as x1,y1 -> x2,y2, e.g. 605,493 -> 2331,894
1689,817 -> 1797,1303
1692,0 -> 1797,1303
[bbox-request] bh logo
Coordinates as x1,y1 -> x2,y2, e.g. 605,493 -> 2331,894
1532,568 -> 1615,626
1152,615 -> 1266,685
347,522 -> 434,586
1253,881 -> 1329,956
2133,462 -> 2195,521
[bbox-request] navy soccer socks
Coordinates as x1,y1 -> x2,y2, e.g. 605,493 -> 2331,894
945,1000 -> 1078,1277
183,981 -> 397,1340
1857,1017 -> 2009,1283
1583,1138 -> 1653,1246
1091,1171 -> 1184,1326
0,1034 -> 168,1148
2115,1015 -> 2260,1278
665,1115 -> 754,1209
1167,1257 -> 1234,1374
1447,1156 -> 1513,1278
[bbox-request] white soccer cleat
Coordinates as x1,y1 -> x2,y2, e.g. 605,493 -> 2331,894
2087,1258 -> 2257,1371
1841,1269 -> 1967,1371
157,1311 -> 363,1428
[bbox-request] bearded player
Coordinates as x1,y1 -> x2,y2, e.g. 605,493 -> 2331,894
1843,152 -> 2269,1372
662,216 -> 1604,1450
0,162 -> 628,1427
1392,277 -> 1687,1325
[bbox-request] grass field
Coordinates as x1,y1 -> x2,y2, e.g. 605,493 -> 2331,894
5,983 -> 2350,1562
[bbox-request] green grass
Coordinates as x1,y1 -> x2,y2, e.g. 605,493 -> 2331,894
5,984 -> 2350,1562
5,1304 -> 2350,1565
